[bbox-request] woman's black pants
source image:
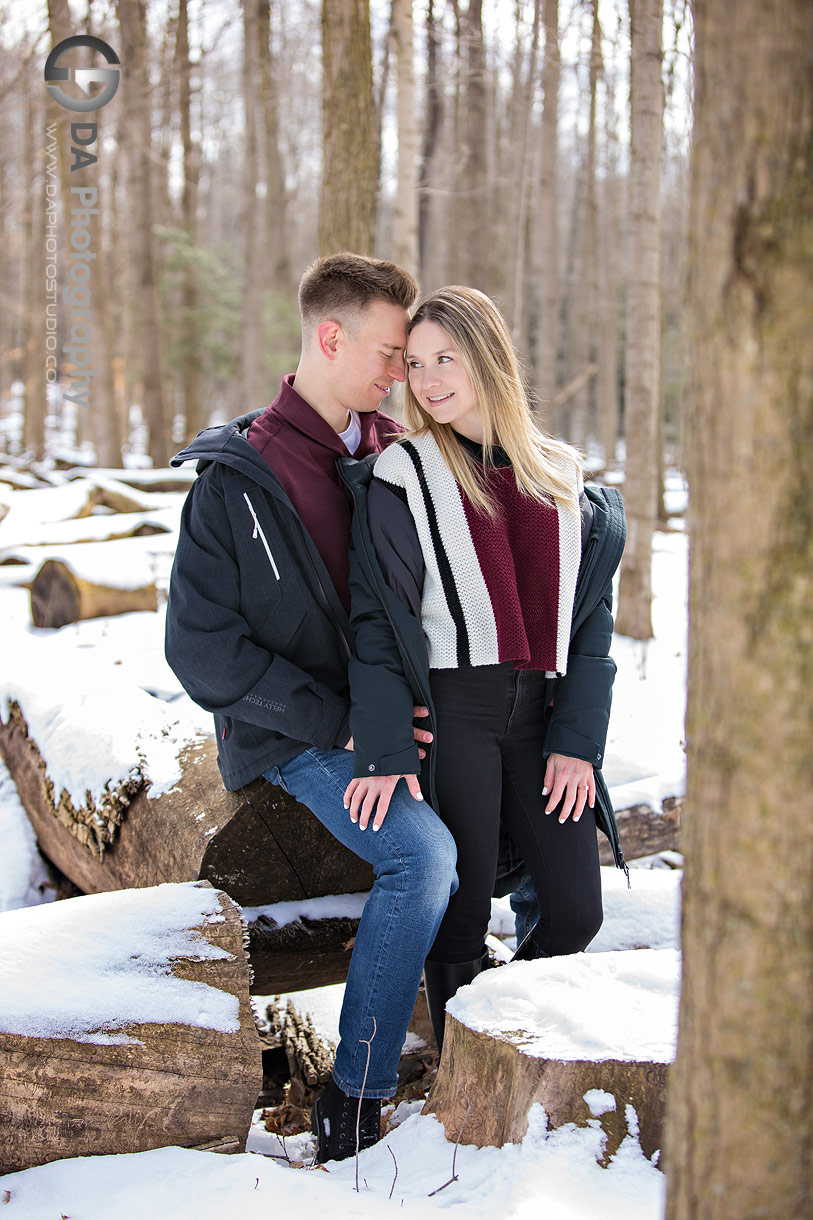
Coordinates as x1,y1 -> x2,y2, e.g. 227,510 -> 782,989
426,662 -> 603,964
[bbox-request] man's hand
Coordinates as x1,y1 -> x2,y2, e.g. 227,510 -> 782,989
343,773 -> 423,831
543,753 -> 595,823
345,706 -> 434,759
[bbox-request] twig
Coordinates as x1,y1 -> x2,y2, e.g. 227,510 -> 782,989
355,1015 -> 377,1193
388,1144 -> 398,1200
428,1089 -> 472,1196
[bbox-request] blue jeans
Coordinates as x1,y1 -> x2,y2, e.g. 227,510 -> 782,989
264,747 -> 457,1099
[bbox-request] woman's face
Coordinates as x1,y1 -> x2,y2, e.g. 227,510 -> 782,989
405,320 -> 483,442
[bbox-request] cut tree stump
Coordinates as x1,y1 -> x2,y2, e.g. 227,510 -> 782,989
424,949 -> 678,1163
29,557 -> 159,627
598,797 -> 682,864
0,881 -> 263,1174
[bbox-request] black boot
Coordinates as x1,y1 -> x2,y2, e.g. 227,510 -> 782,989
511,920 -> 550,962
310,1076 -> 382,1164
423,950 -> 490,1054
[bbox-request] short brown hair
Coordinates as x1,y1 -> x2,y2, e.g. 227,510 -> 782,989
298,251 -> 418,336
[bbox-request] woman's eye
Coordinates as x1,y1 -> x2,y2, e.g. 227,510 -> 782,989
438,355 -> 451,364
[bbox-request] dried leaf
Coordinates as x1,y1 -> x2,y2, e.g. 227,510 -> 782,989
1,1192 -> 11,1204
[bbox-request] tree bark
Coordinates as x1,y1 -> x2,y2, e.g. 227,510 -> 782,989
534,0 -> 560,430
241,0 -> 265,415
458,0 -> 488,286
116,0 -> 170,468
177,0 -> 204,443
392,0 -> 419,277
508,0 -> 541,349
615,0 -> 663,639
664,3 -> 813,1217
257,0 -> 291,290
22,77 -> 46,462
418,0 -> 442,284
320,0 -> 377,254
0,883 -> 261,1173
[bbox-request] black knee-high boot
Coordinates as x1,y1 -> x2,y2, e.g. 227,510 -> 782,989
423,950 -> 489,1053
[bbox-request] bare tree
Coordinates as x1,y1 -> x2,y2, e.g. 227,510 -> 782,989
418,0 -> 442,285
241,0 -> 264,413
534,0 -> 560,429
615,0 -> 663,640
22,76 -> 46,461
320,0 -> 377,254
258,0 -> 291,290
177,0 -> 203,442
665,1 -> 813,1213
392,0 -> 418,277
457,0 -> 488,285
116,0 -> 170,468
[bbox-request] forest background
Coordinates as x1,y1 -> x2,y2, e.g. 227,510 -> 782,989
1,2 -> 811,1217
2,0 -> 690,640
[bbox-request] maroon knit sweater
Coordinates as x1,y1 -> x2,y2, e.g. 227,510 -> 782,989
247,375 -> 401,610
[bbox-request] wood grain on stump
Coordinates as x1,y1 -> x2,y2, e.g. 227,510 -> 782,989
424,1015 -> 668,1161
0,883 -> 262,1174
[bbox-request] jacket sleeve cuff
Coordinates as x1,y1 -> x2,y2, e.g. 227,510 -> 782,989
312,694 -> 352,752
544,723 -> 604,767
353,742 -> 421,779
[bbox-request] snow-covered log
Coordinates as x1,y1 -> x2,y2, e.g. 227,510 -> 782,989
424,949 -> 678,1162
0,881 -> 263,1173
29,557 -> 159,627
0,702 -> 374,911
597,797 -> 681,864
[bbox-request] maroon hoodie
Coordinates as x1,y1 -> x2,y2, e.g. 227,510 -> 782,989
247,375 -> 402,611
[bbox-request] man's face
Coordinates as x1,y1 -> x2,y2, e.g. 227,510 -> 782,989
336,300 -> 409,413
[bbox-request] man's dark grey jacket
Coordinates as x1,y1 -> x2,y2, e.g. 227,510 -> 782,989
165,411 -> 361,790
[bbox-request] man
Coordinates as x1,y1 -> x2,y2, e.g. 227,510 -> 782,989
164,252 -> 457,1164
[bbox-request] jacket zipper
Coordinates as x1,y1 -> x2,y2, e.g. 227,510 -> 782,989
243,492 -> 280,579
295,517 -> 353,660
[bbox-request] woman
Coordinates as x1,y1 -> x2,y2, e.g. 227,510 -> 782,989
341,286 -> 626,1051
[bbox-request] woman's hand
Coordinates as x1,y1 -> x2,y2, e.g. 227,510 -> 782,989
343,773 -> 423,832
543,753 -> 595,823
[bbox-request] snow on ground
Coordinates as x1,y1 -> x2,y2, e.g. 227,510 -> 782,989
0,465 -> 687,1217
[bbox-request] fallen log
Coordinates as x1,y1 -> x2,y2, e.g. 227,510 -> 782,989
424,948 -> 678,1163
0,881 -> 263,1173
29,557 -> 159,627
598,796 -> 682,865
0,701 -> 373,909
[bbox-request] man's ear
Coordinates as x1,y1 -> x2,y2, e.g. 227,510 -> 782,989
316,319 -> 343,360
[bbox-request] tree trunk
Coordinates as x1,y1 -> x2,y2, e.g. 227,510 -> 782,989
28,558 -> 159,628
22,78 -> 46,462
319,0 -> 377,254
418,0 -> 442,285
598,69 -> 622,467
664,3 -> 813,1217
116,0 -> 170,468
615,0 -> 663,639
0,882 -> 261,1173
458,0 -> 488,285
177,0 -> 204,443
508,0 -> 541,348
241,0 -> 265,415
257,0 -> 291,290
392,0 -> 419,277
534,0 -> 560,430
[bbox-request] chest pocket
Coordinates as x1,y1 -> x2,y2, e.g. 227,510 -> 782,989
243,492 -> 280,579
241,491 -> 307,643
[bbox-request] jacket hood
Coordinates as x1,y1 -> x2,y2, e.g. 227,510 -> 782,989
170,410 -> 279,482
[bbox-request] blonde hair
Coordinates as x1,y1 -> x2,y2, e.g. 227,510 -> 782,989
402,285 -> 581,517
